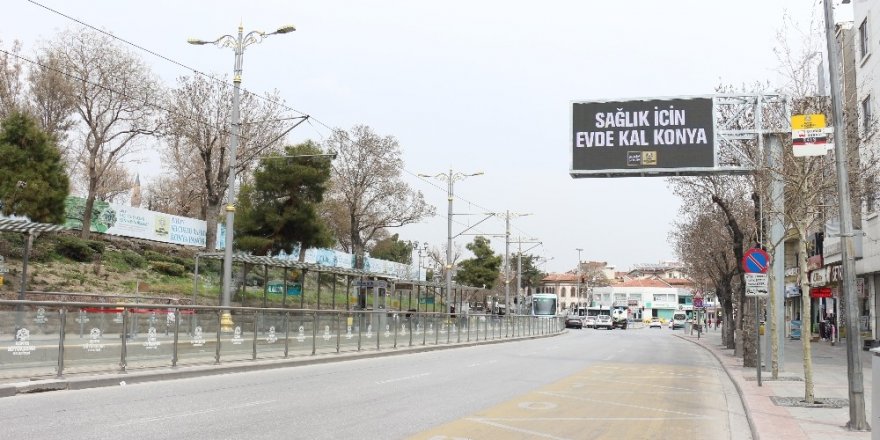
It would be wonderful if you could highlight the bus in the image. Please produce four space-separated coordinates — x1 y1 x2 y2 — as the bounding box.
531 293 558 316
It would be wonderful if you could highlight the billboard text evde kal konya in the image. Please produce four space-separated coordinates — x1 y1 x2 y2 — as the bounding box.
570 97 716 177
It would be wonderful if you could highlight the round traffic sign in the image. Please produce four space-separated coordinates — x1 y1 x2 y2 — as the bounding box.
742 248 771 274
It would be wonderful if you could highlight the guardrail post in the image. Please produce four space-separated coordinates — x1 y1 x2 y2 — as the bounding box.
408 314 413 347
393 314 398 349
283 312 290 358
312 311 318 355
56 309 66 378
215 312 222 365
252 311 259 361
435 315 440 345
172 308 180 367
120 309 128 372
446 315 451 344
336 312 341 354
357 313 363 352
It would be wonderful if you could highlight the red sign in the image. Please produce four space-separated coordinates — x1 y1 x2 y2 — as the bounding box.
807 255 823 271
810 287 832 298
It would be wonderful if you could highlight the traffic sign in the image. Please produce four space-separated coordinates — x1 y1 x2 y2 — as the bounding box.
791 114 832 157
742 248 771 274
745 273 769 297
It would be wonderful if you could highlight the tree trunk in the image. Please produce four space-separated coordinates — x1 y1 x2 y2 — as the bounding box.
724 305 735 349
204 200 220 251
742 291 757 368
798 227 815 404
80 192 95 239
350 212 364 269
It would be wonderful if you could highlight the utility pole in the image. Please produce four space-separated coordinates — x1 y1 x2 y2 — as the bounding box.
418 169 483 314
576 248 583 311
505 210 510 314
188 23 296 332
823 0 867 430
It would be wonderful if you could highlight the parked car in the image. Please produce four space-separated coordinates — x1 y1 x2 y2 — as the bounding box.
584 316 597 329
595 315 613 330
565 316 584 329
649 317 662 328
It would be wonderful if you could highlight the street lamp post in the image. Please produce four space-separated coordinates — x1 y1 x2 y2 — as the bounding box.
418 169 483 313
189 23 296 331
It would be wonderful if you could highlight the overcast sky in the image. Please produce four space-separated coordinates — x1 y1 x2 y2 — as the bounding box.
3 0 831 273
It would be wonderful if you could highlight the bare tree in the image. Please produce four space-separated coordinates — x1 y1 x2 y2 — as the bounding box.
324 125 436 269
0 39 25 120
27 50 76 149
40 29 162 239
163 74 289 251
671 204 743 349
145 174 204 218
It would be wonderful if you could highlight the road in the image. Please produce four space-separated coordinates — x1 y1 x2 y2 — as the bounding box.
0 326 750 440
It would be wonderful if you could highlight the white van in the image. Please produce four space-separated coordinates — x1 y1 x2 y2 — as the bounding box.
671 312 687 330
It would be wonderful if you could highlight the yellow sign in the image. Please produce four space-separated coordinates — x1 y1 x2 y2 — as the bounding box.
0 275 3 285
641 151 657 166
791 114 826 130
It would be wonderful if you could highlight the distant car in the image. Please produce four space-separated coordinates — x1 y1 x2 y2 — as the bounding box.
565 316 584 329
670 312 688 330
595 315 613 330
649 318 662 328
584 316 597 329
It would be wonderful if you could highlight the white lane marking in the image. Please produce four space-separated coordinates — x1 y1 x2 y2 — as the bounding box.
375 372 430 384
538 391 705 418
467 360 498 367
600 379 697 392
112 400 276 427
478 416 713 421
466 417 571 440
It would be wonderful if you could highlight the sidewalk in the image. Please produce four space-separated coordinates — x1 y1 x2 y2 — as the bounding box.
676 327 873 440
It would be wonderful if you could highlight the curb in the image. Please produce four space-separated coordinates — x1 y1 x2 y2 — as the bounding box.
2 331 560 397
674 333 760 440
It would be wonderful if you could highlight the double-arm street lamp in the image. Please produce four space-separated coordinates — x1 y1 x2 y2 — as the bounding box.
418 169 483 313
189 23 295 330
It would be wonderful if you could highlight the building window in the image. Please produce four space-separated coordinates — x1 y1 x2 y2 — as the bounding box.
860 18 871 60
863 95 874 134
561 287 567 297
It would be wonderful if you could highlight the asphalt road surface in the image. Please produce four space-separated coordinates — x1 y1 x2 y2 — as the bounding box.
0 326 750 440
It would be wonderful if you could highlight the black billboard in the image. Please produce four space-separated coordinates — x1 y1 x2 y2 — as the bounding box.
571 97 715 176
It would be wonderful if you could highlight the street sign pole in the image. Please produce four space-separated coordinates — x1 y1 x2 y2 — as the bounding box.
756 296 761 387
743 248 770 387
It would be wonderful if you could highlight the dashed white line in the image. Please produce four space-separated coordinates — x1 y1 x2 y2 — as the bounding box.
112 400 276 427
375 372 431 384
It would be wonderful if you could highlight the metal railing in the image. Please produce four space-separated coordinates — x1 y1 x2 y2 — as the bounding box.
0 300 563 381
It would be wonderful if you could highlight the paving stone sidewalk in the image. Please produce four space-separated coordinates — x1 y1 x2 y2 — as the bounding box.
676 326 873 440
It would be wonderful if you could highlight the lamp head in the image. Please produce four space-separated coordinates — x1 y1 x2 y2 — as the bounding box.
187 38 208 45
275 25 296 34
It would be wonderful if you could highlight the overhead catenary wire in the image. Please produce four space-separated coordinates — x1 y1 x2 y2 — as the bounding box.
21 0 544 247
